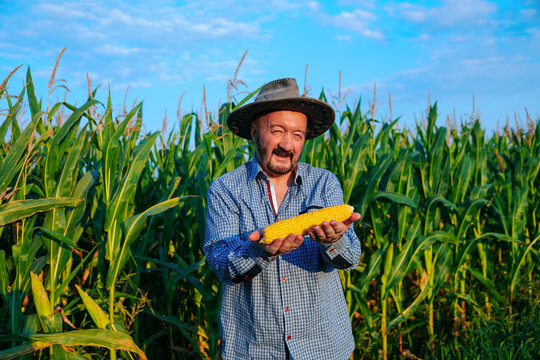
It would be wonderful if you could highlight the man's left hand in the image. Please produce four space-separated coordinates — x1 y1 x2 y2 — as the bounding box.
308 212 361 245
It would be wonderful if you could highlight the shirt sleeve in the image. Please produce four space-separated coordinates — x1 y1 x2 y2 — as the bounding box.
203 179 274 285
318 172 362 271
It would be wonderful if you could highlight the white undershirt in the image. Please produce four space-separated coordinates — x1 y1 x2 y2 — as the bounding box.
267 179 279 214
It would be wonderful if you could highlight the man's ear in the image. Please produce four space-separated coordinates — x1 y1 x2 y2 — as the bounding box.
250 122 258 143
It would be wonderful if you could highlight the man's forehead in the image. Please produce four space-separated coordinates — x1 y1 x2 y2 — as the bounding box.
260 110 307 127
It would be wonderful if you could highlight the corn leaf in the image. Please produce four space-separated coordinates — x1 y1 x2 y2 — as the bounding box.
106 197 187 289
0 198 80 227
0 329 147 360
0 110 44 196
75 285 110 329
25 67 46 135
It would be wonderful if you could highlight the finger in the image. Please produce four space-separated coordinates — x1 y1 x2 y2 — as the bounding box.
266 237 284 254
343 212 361 227
286 235 304 252
329 220 343 232
309 225 325 240
279 233 299 253
284 233 298 242
330 220 350 237
320 221 336 237
248 230 262 242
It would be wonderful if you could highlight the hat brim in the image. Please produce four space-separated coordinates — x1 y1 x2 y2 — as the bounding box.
227 97 335 140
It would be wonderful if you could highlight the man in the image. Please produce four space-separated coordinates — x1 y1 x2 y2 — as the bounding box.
204 78 362 359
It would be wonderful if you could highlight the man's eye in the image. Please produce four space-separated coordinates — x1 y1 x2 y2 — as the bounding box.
294 134 304 140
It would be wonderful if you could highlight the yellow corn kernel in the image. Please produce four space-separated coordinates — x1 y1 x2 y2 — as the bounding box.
262 204 354 244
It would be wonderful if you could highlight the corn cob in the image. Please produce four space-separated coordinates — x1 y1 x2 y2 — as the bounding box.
261 204 354 244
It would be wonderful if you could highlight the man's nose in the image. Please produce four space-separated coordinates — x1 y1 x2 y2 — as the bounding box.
279 133 294 151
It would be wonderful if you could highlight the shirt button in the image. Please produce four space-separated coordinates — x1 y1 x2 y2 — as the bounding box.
285 306 289 312
287 335 291 340
282 276 286 282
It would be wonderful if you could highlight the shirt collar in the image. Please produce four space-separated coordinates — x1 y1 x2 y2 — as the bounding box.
247 156 303 185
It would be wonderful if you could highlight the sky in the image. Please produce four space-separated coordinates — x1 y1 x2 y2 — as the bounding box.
1 0 539 135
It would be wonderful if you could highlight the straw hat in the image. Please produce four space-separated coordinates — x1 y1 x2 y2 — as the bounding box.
227 78 335 140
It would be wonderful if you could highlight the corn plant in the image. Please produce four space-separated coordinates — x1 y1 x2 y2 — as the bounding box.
1 65 538 359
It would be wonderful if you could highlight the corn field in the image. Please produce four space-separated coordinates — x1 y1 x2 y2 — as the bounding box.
0 67 538 360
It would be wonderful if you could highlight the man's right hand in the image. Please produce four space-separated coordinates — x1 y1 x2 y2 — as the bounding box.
248 230 304 256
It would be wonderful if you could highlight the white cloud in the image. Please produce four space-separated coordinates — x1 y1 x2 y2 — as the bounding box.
520 8 537 18
361 29 384 41
190 18 258 38
329 9 384 41
30 1 262 43
460 56 504 71
307 1 322 12
111 80 152 90
336 34 352 41
389 0 497 29
38 3 87 19
401 9 428 23
526 27 540 38
335 8 376 24
98 44 141 56
338 0 376 8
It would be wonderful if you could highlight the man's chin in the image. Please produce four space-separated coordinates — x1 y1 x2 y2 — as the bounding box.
268 161 296 176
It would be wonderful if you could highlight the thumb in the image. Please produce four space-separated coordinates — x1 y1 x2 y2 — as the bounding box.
248 229 263 242
343 212 361 227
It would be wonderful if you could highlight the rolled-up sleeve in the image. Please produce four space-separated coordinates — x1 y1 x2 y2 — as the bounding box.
204 179 273 284
318 173 362 271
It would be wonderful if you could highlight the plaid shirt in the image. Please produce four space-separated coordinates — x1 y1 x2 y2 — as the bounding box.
204 157 362 360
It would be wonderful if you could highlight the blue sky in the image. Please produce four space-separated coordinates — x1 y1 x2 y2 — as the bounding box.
1 0 538 135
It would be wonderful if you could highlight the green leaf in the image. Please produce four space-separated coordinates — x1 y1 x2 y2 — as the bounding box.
0 251 7 300
102 102 142 203
373 191 418 208
0 85 26 145
0 110 45 195
0 198 81 227
104 132 159 261
231 85 262 110
351 246 384 296
385 233 417 290
106 197 190 289
30 272 53 321
54 243 98 300
0 329 147 360
468 267 504 304
359 154 393 216
136 255 205 293
44 99 98 197
75 285 110 329
25 67 46 135
387 279 430 332
36 227 82 251
510 235 539 294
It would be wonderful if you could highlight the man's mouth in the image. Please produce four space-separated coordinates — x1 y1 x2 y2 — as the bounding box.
273 149 293 159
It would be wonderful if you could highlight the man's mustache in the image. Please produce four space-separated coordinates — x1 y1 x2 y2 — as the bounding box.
273 148 293 158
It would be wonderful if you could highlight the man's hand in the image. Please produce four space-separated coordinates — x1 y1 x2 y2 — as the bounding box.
249 230 304 256
308 212 361 245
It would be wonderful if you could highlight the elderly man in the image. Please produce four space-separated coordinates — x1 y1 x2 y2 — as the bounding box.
204 78 362 360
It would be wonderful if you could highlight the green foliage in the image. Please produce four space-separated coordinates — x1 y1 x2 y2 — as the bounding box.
0 68 538 359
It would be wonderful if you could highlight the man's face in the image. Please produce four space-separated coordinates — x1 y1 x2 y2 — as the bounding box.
251 110 308 178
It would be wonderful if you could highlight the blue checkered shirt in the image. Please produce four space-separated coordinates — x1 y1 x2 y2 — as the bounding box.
204 157 362 360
